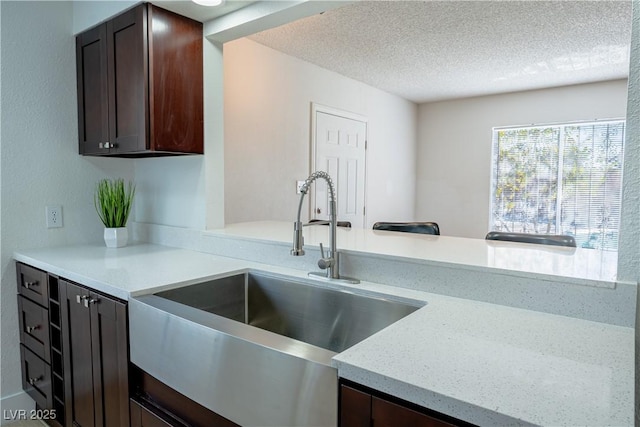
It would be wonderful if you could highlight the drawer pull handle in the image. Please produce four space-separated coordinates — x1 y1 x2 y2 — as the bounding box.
28 376 42 386
23 281 37 289
84 298 100 308
26 325 40 333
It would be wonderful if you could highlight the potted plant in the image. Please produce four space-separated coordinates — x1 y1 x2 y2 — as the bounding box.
94 178 135 248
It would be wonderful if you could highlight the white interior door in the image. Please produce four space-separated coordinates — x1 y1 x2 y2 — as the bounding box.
313 106 367 228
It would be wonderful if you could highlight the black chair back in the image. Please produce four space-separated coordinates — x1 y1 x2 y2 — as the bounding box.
309 219 352 228
372 222 440 235
485 231 576 247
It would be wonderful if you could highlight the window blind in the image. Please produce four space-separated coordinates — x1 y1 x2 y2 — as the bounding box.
490 120 625 250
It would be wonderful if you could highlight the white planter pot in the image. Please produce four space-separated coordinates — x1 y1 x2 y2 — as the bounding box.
104 227 128 248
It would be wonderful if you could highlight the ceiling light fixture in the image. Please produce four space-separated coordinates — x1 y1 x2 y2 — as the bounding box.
193 0 225 6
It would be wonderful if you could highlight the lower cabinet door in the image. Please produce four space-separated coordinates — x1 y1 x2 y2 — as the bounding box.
340 381 469 427
61 280 130 427
372 397 457 427
90 290 129 427
340 385 371 427
61 280 94 427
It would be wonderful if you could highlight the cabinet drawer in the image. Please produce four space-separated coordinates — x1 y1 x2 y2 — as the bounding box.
20 344 52 410
18 295 51 363
17 263 49 307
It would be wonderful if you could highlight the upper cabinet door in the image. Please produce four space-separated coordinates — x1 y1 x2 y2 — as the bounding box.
107 5 148 154
76 24 109 155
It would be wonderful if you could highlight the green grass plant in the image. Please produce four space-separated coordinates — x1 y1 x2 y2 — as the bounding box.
94 179 135 228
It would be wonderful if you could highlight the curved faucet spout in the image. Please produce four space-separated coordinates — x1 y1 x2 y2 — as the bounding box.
295 171 336 221
291 171 336 258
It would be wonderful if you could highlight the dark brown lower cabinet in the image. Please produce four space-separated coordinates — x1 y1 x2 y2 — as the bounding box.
340 380 475 427
130 399 181 427
17 264 65 426
130 366 238 427
60 280 129 427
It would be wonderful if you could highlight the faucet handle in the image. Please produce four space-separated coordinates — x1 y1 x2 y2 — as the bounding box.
318 243 334 270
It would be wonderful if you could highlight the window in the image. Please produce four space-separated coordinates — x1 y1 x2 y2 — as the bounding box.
490 120 625 250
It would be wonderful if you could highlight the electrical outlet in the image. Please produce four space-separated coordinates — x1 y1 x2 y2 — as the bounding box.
296 180 306 194
46 205 63 228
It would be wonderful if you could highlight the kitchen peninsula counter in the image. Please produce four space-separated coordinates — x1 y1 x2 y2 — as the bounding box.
14 240 634 427
207 221 620 286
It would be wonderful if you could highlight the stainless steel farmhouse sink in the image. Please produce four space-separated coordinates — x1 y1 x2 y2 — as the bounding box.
129 271 424 427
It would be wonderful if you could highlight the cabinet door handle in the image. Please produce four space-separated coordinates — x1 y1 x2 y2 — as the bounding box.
23 281 37 289
28 376 42 385
76 295 89 304
84 298 100 307
26 325 40 333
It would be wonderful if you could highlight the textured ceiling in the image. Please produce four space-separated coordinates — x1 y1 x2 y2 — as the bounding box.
249 1 632 103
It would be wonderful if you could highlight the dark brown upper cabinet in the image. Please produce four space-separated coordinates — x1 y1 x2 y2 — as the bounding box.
76 3 203 157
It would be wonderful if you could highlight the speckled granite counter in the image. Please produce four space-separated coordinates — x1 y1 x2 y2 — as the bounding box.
13 242 634 426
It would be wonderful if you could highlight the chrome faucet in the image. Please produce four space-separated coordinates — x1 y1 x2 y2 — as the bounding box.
291 171 359 284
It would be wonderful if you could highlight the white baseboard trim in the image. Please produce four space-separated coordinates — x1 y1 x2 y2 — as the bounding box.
0 392 35 426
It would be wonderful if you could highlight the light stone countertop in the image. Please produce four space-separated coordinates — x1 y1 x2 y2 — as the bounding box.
208 221 621 287
13 242 634 426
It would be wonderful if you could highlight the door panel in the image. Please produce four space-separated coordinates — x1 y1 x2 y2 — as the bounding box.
339 384 371 427
61 281 95 427
91 291 129 427
314 110 367 228
346 159 358 215
316 156 339 216
76 24 109 155
131 399 179 427
107 4 147 153
372 396 456 427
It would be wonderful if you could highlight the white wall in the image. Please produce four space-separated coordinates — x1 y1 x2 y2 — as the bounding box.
626 2 640 424
0 1 134 415
621 1 640 285
223 38 417 227
416 80 629 239
72 0 136 34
